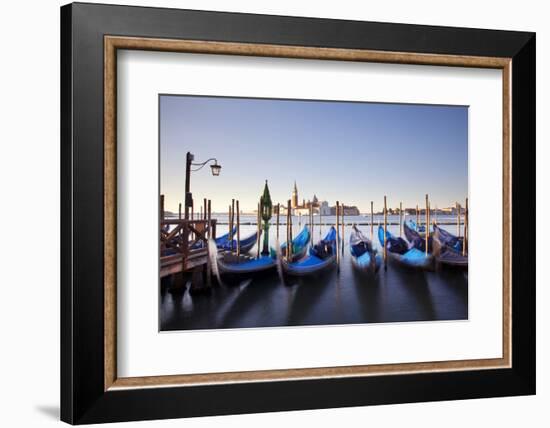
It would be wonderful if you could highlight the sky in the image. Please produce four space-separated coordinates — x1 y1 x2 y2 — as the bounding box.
160 95 468 213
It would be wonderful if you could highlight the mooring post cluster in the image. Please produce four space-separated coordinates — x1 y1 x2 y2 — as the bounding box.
160 180 470 293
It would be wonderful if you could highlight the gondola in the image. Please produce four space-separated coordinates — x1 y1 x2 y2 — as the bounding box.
403 220 433 253
214 226 237 248
219 231 259 254
432 224 463 253
281 227 337 276
270 225 311 262
216 253 277 276
407 219 426 232
378 225 433 269
349 226 382 274
433 224 468 268
405 219 433 236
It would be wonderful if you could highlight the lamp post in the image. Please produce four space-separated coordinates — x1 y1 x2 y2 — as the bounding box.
184 151 221 220
260 180 273 255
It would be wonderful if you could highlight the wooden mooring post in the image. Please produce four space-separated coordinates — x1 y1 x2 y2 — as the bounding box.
370 201 374 240
456 202 461 238
228 205 231 236
383 196 387 271
231 198 235 251
257 200 261 259
236 200 241 257
399 201 403 237
341 203 345 255
286 199 292 260
309 204 313 240
463 197 469 256
206 199 212 287
276 203 280 241
289 201 293 256
425 194 430 257
336 201 340 272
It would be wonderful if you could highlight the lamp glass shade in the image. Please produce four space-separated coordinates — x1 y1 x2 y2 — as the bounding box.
210 163 221 176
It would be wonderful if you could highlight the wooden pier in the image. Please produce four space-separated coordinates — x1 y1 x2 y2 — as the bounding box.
160 218 216 278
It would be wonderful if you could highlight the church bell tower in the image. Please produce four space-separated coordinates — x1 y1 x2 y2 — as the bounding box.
291 181 298 208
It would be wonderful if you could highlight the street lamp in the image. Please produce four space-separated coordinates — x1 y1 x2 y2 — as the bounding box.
184 152 222 220
210 161 222 176
260 180 273 255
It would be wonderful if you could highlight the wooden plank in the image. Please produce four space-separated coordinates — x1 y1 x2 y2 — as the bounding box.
161 224 183 241
161 254 185 264
161 219 210 225
185 256 208 271
160 263 184 278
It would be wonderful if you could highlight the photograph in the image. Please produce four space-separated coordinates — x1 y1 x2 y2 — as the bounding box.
159 94 469 331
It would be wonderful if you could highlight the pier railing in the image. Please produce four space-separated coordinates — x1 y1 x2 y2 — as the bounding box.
160 219 217 277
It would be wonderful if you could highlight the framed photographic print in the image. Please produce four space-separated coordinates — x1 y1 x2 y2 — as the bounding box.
61 2 535 424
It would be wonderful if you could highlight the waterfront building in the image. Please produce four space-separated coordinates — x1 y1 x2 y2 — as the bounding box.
289 181 319 215
329 204 360 216
319 201 331 216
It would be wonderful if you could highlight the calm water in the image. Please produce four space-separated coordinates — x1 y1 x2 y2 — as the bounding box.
160 215 467 331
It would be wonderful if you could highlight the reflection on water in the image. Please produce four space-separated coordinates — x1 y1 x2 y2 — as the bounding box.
160 220 468 331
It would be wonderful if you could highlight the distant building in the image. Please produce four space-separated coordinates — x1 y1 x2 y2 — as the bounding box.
275 183 362 217
329 204 360 216
441 206 465 215
289 181 319 215
291 181 299 208
319 201 331 216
